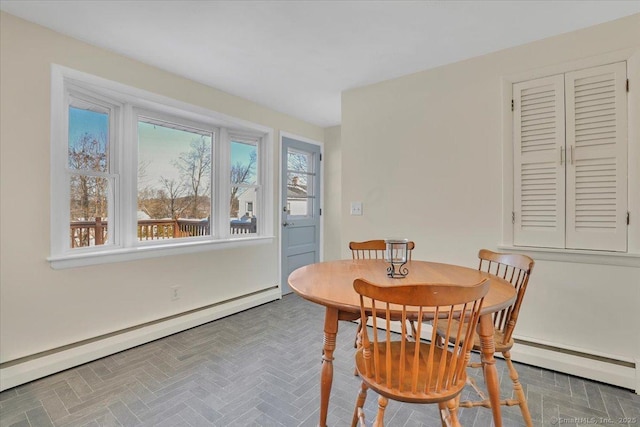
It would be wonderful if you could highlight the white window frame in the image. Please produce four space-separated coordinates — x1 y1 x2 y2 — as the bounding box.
499 49 640 267
49 65 274 269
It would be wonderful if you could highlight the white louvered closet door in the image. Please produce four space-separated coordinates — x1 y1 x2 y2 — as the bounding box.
565 62 628 251
513 75 566 248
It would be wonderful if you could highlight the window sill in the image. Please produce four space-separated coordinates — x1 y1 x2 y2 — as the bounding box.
48 236 275 269
497 245 640 268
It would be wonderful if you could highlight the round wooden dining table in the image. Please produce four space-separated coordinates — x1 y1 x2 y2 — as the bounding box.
288 259 517 427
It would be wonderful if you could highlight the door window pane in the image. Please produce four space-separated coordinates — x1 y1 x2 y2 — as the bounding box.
287 148 314 217
287 150 310 173
287 172 313 217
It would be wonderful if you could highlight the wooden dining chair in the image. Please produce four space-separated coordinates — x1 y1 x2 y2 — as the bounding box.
436 249 535 427
349 240 418 347
351 278 489 427
349 239 415 260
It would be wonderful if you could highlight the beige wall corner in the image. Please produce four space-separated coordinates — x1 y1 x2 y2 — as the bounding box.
322 126 342 261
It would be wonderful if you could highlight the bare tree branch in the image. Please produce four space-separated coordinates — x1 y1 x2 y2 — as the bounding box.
69 132 108 220
174 137 211 218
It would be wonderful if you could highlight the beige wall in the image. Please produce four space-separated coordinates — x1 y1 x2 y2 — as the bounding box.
323 126 342 261
0 12 323 365
341 14 640 388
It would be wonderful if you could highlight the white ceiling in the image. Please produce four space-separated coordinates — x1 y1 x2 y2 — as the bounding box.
2 1 639 127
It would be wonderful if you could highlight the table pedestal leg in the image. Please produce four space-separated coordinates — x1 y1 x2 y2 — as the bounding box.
319 307 339 427
479 313 503 427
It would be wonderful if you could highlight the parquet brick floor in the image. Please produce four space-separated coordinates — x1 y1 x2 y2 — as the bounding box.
1 294 638 426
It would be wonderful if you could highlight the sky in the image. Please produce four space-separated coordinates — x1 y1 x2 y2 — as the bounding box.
69 108 256 190
137 121 208 186
69 107 107 145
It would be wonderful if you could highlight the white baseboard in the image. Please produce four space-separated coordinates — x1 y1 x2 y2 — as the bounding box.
365 320 639 394
510 340 639 394
0 288 281 391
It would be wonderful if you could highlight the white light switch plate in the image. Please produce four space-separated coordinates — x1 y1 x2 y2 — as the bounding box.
350 201 363 216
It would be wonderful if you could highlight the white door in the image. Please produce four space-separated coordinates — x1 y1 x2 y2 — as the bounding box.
281 136 321 294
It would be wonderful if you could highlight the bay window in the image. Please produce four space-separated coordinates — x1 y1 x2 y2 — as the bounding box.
50 66 272 268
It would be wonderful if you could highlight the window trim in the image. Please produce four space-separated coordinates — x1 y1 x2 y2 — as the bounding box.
500 48 640 262
49 65 274 269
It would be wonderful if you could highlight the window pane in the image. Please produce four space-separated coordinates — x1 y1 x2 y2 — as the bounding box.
230 139 258 224
231 140 257 185
68 106 109 172
138 118 212 241
230 188 257 235
70 175 109 248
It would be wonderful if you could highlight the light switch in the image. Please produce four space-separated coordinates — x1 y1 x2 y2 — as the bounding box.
350 201 363 216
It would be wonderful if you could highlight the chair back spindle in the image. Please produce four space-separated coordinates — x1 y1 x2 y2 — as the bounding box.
477 249 533 345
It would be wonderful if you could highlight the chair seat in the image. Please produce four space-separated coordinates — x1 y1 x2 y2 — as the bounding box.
355 341 467 404
435 319 515 353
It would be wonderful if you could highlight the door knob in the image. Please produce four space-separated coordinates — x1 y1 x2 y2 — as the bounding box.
283 221 295 227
